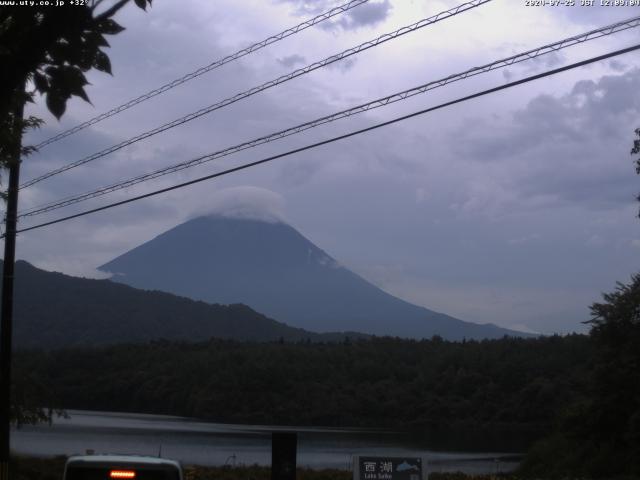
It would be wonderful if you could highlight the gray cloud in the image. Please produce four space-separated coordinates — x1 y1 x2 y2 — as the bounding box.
277 54 307 68
532 50 565 70
330 0 391 30
189 186 287 223
451 68 640 213
278 0 392 30
555 4 638 27
502 51 565 82
326 55 358 73
609 59 628 72
277 0 333 16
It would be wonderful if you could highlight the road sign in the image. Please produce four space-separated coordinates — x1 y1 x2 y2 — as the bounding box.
354 456 422 480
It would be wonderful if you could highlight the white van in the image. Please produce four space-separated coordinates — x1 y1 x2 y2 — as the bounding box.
63 455 183 480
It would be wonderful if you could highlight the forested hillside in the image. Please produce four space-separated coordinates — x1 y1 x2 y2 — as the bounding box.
15 335 592 451
2 260 361 348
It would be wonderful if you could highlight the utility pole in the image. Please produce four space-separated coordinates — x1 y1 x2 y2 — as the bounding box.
0 86 24 480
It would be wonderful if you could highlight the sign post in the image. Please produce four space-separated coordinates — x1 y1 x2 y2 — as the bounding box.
271 432 297 480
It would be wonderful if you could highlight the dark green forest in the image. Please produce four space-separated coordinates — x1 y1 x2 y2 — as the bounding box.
15 334 592 452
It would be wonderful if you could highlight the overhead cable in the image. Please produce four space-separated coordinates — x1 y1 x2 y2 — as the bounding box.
33 0 371 150
18 15 640 219
21 0 492 189
13 42 640 236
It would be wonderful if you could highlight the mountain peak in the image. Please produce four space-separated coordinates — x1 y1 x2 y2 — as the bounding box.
99 215 529 340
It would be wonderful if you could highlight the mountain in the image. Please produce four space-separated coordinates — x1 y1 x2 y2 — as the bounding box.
1 260 356 349
99 215 526 340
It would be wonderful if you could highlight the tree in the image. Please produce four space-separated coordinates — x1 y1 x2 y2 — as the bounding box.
0 2 152 476
520 276 640 478
0 0 154 182
631 128 640 217
0 0 151 121
584 274 640 476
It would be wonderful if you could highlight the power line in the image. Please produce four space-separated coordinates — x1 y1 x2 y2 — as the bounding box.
21 0 492 189
18 15 640 219
13 43 640 237
33 0 371 150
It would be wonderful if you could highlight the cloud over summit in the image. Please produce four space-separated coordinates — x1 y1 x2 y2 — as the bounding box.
194 186 287 224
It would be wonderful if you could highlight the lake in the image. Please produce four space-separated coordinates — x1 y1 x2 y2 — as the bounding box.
12 410 521 474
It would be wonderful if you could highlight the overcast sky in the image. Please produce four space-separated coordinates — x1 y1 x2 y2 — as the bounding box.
10 0 640 334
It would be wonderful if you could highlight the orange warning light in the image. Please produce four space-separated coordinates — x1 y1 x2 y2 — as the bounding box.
109 471 136 479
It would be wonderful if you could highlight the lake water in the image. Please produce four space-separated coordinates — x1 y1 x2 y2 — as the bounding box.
12 410 521 474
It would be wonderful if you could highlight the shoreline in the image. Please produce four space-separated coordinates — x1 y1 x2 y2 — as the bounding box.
12 410 522 473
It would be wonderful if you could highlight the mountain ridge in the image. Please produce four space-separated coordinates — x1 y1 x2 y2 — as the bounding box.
1 259 364 349
99 215 528 340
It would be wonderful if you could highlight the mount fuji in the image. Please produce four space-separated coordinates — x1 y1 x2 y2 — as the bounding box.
99 215 527 340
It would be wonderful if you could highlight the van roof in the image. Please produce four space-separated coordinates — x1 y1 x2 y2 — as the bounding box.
66 454 181 468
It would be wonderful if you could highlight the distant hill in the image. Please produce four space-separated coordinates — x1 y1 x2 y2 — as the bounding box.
1 260 356 349
100 215 528 340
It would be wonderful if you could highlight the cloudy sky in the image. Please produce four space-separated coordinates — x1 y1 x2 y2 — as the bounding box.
10 0 640 334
